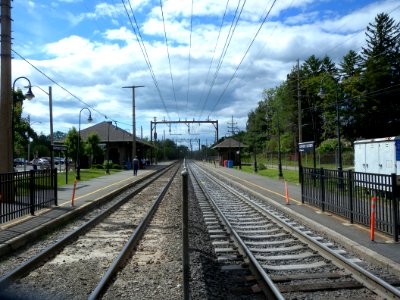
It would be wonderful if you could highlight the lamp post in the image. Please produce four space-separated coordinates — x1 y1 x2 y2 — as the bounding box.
106 121 112 174
76 108 92 180
25 115 41 171
30 86 54 170
12 77 35 166
318 78 343 172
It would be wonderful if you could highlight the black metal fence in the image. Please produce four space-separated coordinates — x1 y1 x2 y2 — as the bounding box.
301 167 399 241
0 169 57 224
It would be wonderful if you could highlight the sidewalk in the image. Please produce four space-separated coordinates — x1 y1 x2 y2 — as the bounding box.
0 164 169 257
199 162 400 276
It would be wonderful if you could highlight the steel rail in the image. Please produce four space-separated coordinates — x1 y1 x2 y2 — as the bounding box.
0 163 177 288
88 163 181 300
188 163 285 300
194 162 400 300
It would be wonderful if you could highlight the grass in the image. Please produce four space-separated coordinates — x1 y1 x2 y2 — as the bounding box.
57 168 123 186
235 165 300 184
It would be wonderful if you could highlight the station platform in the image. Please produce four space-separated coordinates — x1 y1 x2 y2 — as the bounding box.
1 161 399 278
198 161 400 276
0 164 169 257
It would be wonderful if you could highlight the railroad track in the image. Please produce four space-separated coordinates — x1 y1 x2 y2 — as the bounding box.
0 163 180 300
188 161 400 299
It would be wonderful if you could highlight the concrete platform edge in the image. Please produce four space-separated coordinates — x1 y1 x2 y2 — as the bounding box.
0 169 158 258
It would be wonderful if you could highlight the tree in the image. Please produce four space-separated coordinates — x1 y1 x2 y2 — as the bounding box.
65 127 80 168
245 95 270 152
84 132 102 167
361 13 400 137
13 89 37 158
53 131 67 142
338 50 364 141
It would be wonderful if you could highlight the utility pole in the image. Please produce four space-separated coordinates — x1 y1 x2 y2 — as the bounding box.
122 85 144 161
0 0 13 173
297 59 302 144
297 58 303 182
227 115 237 136
49 86 54 170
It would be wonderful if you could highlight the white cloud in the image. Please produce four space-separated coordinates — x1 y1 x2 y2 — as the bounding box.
11 0 400 139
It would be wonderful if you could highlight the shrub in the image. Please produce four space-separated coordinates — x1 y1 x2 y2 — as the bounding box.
92 164 103 169
103 160 112 169
258 163 266 170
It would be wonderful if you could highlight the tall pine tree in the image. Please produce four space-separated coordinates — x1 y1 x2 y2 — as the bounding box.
361 13 400 138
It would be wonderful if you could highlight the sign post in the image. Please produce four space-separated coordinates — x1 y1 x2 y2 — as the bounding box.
52 144 68 183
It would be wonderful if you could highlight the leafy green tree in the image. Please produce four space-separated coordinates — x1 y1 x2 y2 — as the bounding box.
53 131 67 142
246 95 270 152
30 134 51 158
361 12 400 137
65 127 80 168
13 90 37 158
84 132 102 167
337 51 365 141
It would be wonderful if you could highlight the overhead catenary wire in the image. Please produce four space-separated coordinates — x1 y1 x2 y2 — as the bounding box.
13 1 400 140
198 0 246 119
209 0 278 115
159 0 179 119
11 49 122 125
122 0 171 120
196 0 231 119
186 0 194 115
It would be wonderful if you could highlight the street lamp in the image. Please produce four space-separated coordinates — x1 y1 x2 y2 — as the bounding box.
30 86 54 170
106 121 112 174
76 108 92 180
318 78 343 172
25 115 41 171
12 77 35 165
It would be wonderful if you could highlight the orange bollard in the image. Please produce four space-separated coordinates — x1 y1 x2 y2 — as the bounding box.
285 181 289 205
71 179 77 206
370 195 376 241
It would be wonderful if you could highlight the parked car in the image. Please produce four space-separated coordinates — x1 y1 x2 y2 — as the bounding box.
13 158 27 167
54 157 65 165
31 157 50 169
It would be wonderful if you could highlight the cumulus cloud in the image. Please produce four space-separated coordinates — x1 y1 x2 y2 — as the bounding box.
11 0 400 139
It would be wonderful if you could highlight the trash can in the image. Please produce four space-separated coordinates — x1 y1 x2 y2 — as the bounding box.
223 160 227 167
227 160 234 168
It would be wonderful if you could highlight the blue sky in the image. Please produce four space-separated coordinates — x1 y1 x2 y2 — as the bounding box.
11 0 400 146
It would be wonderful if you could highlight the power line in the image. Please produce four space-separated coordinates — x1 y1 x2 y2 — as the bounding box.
186 0 194 115
159 0 179 119
196 0 231 119
199 0 246 119
11 49 116 123
121 0 171 120
210 0 278 114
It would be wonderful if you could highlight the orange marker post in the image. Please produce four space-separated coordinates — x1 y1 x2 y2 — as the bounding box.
71 179 77 206
285 181 289 205
370 194 376 241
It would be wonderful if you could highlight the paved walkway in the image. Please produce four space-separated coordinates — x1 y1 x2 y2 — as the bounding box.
0 164 169 256
198 161 400 275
